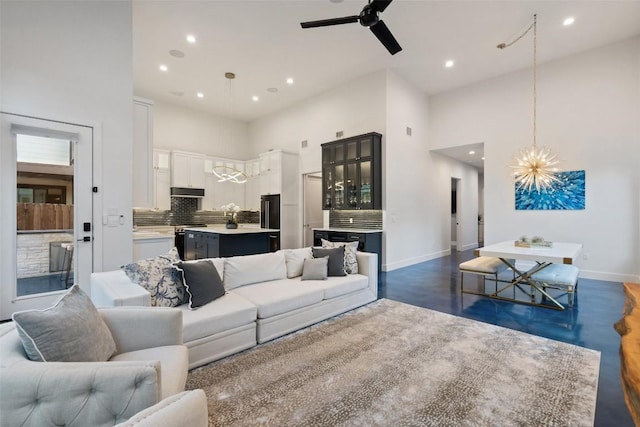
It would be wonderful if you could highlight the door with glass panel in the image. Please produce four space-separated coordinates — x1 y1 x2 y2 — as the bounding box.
0 113 93 319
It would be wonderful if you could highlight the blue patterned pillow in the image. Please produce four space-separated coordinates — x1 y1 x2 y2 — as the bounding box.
121 247 186 307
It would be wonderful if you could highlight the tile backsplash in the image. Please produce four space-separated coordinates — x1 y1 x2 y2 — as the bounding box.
134 199 259 226
329 210 382 230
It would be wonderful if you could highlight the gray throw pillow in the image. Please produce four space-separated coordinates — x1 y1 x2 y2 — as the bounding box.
321 239 359 274
12 285 116 362
312 247 346 277
121 247 186 307
301 256 329 281
174 260 226 309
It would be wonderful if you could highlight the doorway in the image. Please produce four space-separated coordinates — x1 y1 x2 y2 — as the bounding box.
1 113 94 319
451 177 461 252
303 173 323 247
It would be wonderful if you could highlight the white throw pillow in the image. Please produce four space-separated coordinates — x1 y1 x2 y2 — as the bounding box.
224 252 287 290
281 247 313 278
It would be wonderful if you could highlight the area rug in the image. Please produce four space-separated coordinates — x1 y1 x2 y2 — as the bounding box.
186 299 600 426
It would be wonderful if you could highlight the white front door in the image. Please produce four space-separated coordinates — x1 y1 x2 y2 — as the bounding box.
303 173 323 247
0 113 93 319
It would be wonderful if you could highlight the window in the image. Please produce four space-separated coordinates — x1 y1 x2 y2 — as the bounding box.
16 134 71 166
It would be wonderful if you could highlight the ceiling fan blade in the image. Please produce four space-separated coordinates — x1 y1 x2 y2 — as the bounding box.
369 20 402 55
370 0 393 13
300 16 359 29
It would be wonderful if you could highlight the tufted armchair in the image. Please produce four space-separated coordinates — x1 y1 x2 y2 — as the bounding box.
0 307 206 427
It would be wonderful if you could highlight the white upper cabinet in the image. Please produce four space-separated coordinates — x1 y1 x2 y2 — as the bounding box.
132 97 154 207
153 149 171 210
171 151 205 188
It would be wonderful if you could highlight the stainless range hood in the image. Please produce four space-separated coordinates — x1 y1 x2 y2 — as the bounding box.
170 187 205 198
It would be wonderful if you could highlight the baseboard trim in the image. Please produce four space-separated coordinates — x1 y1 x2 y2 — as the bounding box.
383 249 451 272
579 269 639 283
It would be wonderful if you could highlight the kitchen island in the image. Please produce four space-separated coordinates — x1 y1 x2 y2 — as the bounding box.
183 226 280 260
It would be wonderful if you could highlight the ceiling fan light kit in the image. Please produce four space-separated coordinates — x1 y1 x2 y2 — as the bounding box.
300 0 402 55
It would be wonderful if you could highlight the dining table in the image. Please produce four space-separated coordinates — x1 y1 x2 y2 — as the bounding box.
474 240 582 310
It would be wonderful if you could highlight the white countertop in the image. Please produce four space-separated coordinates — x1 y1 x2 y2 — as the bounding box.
313 228 383 234
185 226 279 235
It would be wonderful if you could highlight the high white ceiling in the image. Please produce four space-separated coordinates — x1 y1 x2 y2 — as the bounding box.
133 0 640 125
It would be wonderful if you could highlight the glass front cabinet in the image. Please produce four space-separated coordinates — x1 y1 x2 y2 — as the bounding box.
321 132 382 210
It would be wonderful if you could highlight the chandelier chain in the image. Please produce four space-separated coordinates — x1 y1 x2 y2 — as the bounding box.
533 14 537 149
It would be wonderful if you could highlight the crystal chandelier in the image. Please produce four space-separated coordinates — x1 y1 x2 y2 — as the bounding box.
499 14 560 192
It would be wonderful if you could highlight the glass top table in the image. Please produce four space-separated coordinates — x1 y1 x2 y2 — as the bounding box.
473 241 583 310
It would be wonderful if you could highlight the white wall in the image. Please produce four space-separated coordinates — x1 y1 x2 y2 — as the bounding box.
384 71 450 270
1 0 133 272
429 37 640 282
249 70 387 175
152 99 251 160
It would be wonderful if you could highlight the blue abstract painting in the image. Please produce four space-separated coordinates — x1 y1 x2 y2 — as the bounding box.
515 170 585 210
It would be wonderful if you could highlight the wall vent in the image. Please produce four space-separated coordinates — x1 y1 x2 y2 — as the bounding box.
301 140 308 148
336 130 344 138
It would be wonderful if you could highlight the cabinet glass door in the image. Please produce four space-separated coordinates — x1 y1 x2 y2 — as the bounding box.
346 163 357 208
322 167 333 209
360 138 372 159
346 141 357 161
334 165 344 209
360 160 372 208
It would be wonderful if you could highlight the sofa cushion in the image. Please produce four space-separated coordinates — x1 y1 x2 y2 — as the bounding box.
12 285 116 362
174 260 226 310
301 257 328 281
231 280 324 319
281 247 313 278
111 344 188 399
321 239 359 274
121 247 186 307
224 252 287 290
312 247 346 277
178 292 257 343
302 274 369 300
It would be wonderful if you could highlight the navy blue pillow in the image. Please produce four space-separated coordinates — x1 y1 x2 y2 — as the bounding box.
174 261 226 309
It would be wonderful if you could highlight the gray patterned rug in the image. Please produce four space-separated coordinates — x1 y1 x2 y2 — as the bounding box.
186 299 600 426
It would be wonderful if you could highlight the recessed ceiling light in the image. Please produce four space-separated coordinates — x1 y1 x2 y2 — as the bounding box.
286 77 294 85
445 60 454 68
252 96 259 102
186 34 196 43
563 17 575 26
481 157 485 160
169 49 185 58
468 150 475 155
159 64 168 72
197 92 204 98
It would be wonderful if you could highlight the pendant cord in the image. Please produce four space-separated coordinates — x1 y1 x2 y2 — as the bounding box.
533 14 537 149
497 14 537 149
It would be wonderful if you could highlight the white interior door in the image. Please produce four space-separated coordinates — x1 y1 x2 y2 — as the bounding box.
0 113 93 319
303 173 323 246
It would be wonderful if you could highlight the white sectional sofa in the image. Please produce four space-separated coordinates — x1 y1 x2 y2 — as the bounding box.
91 248 378 369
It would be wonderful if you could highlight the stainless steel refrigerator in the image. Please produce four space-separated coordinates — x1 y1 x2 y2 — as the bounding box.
260 194 281 251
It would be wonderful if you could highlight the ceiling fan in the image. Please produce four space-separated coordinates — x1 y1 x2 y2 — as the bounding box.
300 0 402 55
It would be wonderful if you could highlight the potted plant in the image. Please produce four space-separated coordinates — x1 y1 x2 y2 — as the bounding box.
221 203 241 229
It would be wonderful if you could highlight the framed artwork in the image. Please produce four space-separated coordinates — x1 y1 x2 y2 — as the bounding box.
515 170 585 210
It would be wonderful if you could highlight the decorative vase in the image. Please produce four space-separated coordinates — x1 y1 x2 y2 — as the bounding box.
226 223 238 229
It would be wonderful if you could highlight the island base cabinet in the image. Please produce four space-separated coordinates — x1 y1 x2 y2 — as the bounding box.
313 230 382 272
184 230 279 260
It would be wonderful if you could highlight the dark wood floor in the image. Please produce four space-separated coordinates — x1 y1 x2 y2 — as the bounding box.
379 248 632 427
